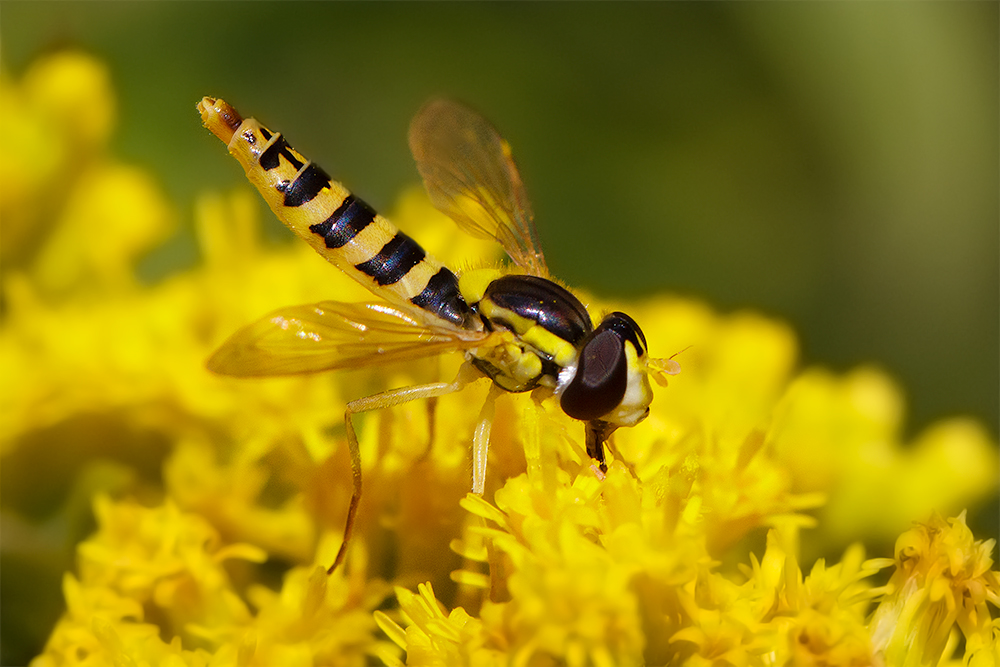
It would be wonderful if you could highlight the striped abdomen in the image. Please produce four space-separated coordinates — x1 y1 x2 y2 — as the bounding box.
198 97 470 327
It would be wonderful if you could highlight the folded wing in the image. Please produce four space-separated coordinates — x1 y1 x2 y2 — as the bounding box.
208 300 488 377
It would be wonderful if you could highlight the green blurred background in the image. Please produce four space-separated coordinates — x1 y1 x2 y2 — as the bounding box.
3 1 997 661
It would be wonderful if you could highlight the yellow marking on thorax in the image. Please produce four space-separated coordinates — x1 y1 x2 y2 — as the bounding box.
477 299 578 368
458 268 502 305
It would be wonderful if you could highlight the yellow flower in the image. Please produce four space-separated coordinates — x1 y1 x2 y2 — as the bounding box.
33 494 264 667
770 369 999 550
869 511 1000 665
375 583 503 667
33 494 395 667
965 619 1000 667
1 51 170 294
1 51 115 271
382 443 883 665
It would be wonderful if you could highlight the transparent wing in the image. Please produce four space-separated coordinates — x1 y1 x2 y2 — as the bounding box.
207 301 489 377
409 99 549 277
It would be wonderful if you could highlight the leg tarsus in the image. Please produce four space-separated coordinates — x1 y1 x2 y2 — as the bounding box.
327 403 365 574
471 383 503 495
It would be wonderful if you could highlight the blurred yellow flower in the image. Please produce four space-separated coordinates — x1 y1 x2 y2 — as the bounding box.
3 51 997 667
870 511 1000 666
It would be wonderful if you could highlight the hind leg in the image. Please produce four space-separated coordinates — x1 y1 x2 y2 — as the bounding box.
327 365 479 573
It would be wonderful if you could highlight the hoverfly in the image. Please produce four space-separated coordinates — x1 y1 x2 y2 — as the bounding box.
197 97 680 573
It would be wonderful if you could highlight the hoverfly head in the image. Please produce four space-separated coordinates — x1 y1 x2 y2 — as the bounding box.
558 311 660 428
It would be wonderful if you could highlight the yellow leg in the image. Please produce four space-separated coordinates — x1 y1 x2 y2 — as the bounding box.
471 384 504 495
326 363 479 574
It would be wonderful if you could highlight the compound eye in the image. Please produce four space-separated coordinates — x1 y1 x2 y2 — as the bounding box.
560 326 628 421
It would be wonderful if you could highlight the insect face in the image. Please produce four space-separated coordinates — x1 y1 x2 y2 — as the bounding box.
559 312 653 428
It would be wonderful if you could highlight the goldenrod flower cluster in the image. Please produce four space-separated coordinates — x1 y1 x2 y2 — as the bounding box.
4 52 998 667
